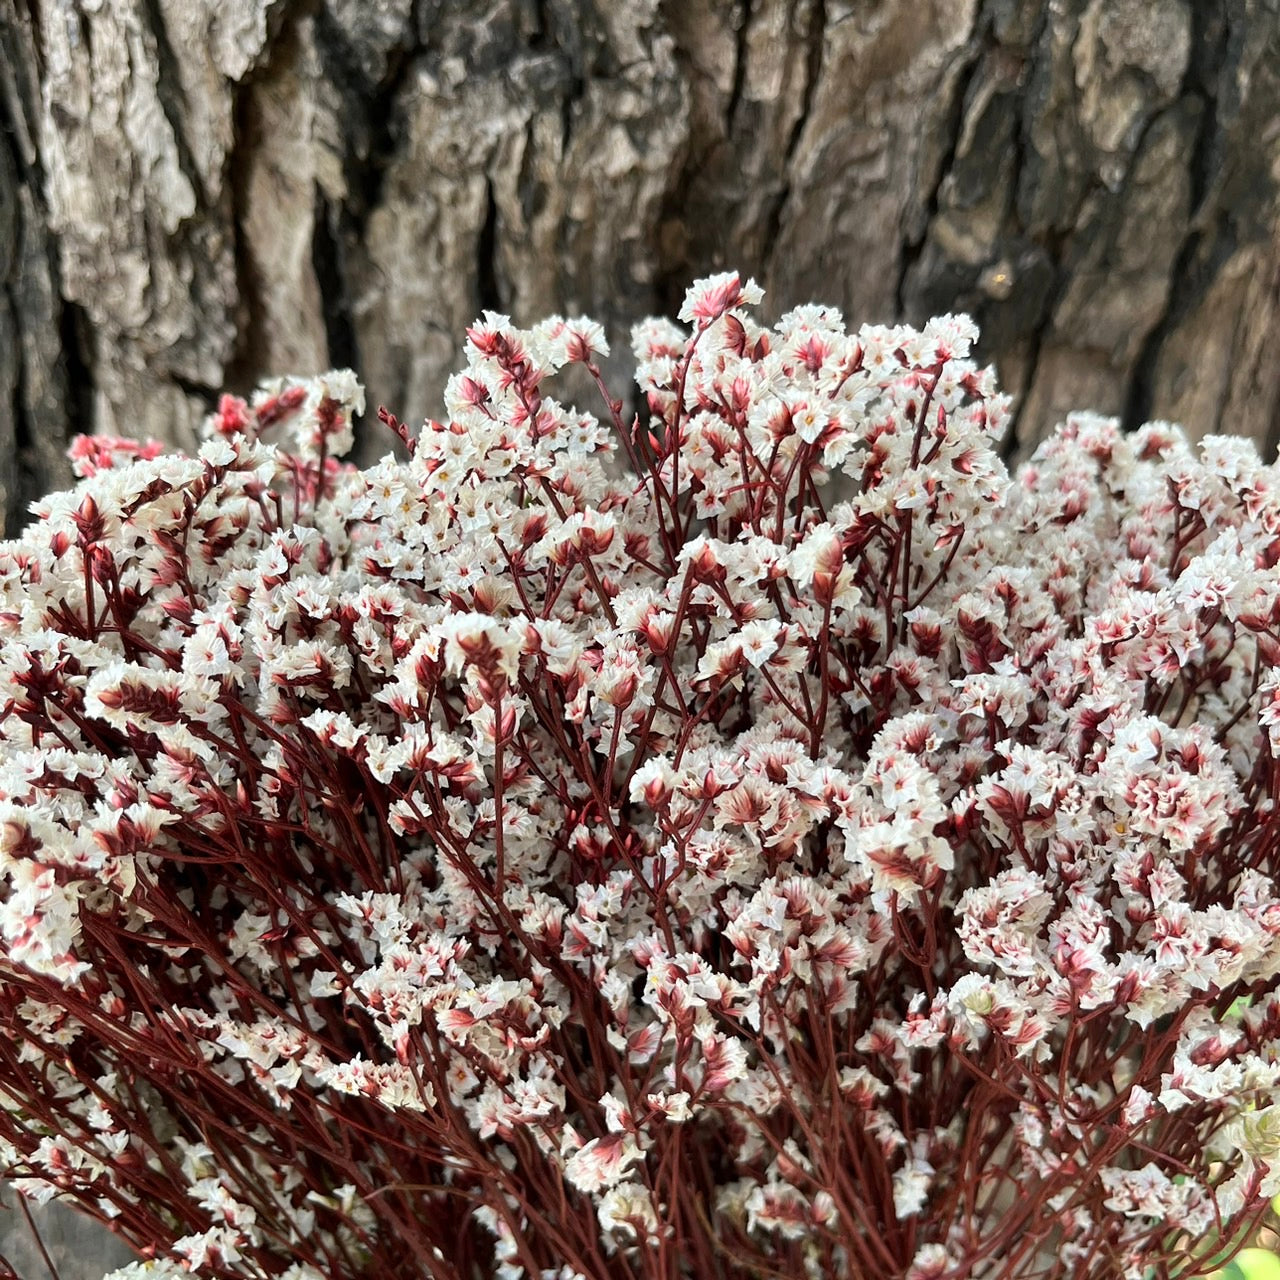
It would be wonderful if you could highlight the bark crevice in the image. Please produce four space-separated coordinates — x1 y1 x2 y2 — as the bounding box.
895 5 992 321
726 0 752 133
224 77 271 397
312 191 361 381
762 0 827 261
137 0 212 209
1122 0 1229 432
476 177 503 314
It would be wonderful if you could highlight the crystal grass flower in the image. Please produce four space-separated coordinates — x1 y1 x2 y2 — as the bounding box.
0 276 1277 1279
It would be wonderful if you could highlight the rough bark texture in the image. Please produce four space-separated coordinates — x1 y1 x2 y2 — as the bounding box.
1 0 1280 1270
1 0 1278 541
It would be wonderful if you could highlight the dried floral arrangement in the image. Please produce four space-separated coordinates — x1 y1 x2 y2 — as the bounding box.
0 274 1278 1280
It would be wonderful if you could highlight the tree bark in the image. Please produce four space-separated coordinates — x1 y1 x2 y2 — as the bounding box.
1 0 1279 1270
2 1 1279 539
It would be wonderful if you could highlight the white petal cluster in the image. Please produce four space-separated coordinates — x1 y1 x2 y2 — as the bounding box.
0 284 1277 1278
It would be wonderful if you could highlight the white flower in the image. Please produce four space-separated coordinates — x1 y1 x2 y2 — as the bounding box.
597 1181 659 1243
563 1133 645 1194
4 290 1280 1280
678 272 764 326
893 1158 934 1218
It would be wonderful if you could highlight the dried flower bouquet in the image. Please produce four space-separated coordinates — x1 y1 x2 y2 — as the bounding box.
0 275 1278 1280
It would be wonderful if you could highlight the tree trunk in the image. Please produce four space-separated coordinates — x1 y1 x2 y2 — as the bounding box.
3 0 1280 538
1 0 1279 1270
3 0 1280 540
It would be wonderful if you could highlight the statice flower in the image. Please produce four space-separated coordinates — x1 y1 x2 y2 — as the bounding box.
0 276 1276 1279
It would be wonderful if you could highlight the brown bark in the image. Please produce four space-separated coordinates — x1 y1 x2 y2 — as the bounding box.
2 1 1279 538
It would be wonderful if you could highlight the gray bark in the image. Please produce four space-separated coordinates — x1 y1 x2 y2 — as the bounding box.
2 0 1279 538
2 0 1279 539
1 0 1279 1271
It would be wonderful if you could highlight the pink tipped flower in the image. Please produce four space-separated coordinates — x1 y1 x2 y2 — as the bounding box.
0 277 1277 1280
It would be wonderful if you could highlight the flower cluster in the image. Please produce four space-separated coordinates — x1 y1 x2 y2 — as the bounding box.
0 274 1278 1280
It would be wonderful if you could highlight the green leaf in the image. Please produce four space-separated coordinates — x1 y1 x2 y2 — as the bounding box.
1216 1249 1280 1280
